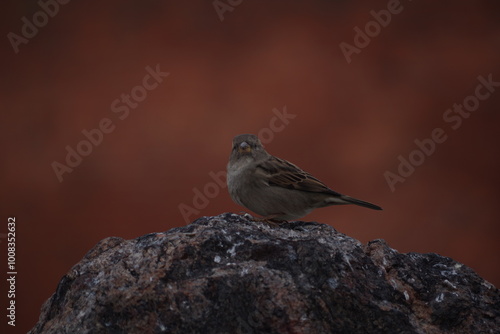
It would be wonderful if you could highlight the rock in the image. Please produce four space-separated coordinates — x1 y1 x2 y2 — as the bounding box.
29 213 500 334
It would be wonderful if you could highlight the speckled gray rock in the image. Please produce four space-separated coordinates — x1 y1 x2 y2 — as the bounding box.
30 213 500 334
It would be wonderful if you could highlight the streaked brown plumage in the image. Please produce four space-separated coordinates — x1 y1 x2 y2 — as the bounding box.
227 134 382 220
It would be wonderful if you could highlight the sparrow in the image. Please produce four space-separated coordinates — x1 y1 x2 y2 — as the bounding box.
226 134 382 221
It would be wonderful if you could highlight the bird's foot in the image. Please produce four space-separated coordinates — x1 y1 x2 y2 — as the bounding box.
252 215 288 227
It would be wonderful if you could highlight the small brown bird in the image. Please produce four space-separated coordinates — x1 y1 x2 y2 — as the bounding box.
227 134 382 220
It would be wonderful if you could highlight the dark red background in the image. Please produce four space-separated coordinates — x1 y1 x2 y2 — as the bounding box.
2 1 500 333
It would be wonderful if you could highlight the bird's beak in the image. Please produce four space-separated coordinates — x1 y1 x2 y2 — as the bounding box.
238 142 252 153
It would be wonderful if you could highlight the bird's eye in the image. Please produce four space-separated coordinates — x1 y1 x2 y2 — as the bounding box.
238 141 252 153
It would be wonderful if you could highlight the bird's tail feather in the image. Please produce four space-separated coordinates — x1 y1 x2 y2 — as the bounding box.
340 195 382 210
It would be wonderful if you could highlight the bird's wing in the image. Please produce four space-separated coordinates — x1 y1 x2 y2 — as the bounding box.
256 156 341 195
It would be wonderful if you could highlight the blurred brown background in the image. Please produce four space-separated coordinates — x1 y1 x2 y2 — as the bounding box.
1 0 500 332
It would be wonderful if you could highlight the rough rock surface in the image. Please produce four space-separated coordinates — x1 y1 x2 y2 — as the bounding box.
30 213 500 334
